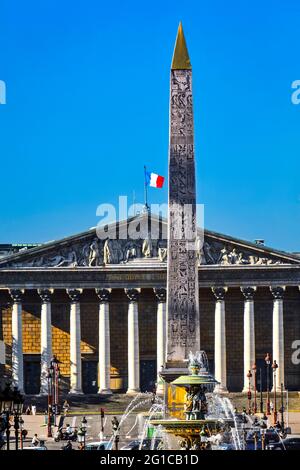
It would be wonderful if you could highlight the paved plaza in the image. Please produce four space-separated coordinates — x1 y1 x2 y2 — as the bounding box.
3 391 299 450
18 413 138 450
6 410 299 450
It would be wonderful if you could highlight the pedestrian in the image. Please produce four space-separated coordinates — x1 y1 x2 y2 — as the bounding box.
275 421 282 431
31 404 36 415
65 423 72 437
25 406 31 415
270 401 274 413
63 400 70 416
62 440 72 451
31 433 40 447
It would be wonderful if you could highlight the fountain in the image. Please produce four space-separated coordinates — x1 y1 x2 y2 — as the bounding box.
149 351 237 450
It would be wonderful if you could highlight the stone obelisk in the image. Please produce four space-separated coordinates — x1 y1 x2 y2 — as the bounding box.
165 23 200 373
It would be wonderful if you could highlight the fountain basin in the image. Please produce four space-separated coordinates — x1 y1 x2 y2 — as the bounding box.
149 418 221 432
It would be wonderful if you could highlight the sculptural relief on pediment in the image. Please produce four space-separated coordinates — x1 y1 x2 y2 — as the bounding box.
1 231 296 269
196 237 287 266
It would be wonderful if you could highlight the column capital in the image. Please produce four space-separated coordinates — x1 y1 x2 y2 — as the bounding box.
125 288 141 302
38 289 54 303
67 289 83 302
9 289 25 303
96 288 112 302
153 287 166 302
212 287 227 301
241 286 256 300
270 286 285 300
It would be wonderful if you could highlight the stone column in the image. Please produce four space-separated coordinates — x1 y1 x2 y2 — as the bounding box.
125 288 141 394
96 288 112 395
9 289 25 392
154 288 166 395
212 287 228 393
270 286 285 391
67 289 83 394
38 289 54 395
241 287 256 392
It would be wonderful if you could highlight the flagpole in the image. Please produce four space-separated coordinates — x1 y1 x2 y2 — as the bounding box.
144 165 149 211
132 190 136 216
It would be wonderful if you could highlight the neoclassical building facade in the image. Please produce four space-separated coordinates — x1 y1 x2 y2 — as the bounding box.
0 214 299 395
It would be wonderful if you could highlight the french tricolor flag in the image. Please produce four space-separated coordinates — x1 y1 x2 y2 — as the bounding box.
145 170 165 188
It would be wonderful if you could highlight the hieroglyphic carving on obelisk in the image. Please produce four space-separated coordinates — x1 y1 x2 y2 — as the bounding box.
166 23 200 366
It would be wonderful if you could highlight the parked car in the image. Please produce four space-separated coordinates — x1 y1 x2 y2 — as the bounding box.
267 437 300 450
23 440 48 451
121 439 162 450
245 429 280 450
264 429 281 444
217 443 236 450
85 441 112 450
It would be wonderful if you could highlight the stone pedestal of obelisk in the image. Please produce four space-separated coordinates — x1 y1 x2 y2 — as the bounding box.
162 23 200 383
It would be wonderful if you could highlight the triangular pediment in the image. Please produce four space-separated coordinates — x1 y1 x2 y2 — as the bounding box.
0 213 298 268
202 229 299 266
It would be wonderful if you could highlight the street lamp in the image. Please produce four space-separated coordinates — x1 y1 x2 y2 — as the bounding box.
0 383 23 450
265 353 271 415
251 363 257 413
0 384 13 450
100 408 105 441
78 416 87 450
12 387 24 451
47 368 53 438
261 429 266 451
50 355 60 425
272 360 278 425
111 416 120 451
246 370 252 414
279 382 285 432
258 368 263 413
19 417 24 450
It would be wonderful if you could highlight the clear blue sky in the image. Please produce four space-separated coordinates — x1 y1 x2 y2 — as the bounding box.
0 0 299 252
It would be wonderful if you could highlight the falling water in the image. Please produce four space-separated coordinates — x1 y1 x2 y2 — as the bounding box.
138 401 165 450
107 392 154 446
